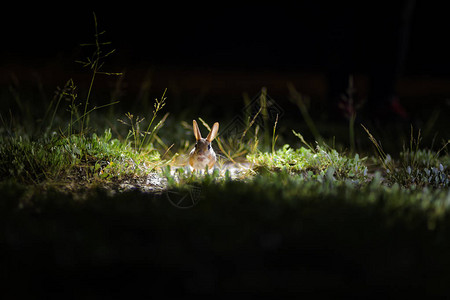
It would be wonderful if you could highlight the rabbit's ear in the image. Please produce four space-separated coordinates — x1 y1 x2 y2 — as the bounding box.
193 120 202 140
206 122 219 142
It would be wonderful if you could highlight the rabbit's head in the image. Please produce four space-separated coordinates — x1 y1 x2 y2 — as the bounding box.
189 120 219 170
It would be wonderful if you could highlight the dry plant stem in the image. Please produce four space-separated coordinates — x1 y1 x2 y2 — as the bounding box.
361 124 395 172
260 87 270 151
239 106 262 144
139 88 167 152
292 130 315 152
349 113 356 154
81 13 100 133
76 12 122 134
272 114 279 154
287 83 322 143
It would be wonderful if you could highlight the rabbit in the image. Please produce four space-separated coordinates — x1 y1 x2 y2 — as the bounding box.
189 120 219 170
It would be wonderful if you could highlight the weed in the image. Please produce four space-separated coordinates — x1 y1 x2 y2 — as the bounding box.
139 88 168 152
271 113 279 154
363 124 449 188
288 83 323 143
118 112 146 150
118 89 168 153
338 75 359 154
75 12 122 133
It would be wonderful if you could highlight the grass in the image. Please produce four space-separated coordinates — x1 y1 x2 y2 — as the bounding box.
247 143 368 181
1 14 450 297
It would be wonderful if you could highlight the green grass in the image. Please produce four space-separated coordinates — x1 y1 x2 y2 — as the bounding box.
248 144 368 182
0 129 161 186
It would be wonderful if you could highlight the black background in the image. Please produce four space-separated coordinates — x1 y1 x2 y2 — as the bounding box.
2 2 449 75
2 1 450 126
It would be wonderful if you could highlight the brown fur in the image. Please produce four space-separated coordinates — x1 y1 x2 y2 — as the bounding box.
189 120 219 170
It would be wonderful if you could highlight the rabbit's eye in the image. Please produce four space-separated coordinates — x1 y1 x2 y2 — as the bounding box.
208 144 211 150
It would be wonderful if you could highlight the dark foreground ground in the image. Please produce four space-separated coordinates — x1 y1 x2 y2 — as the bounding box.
2 179 450 298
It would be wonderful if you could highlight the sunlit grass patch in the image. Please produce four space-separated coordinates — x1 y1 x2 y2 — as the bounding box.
247 144 368 182
0 129 161 186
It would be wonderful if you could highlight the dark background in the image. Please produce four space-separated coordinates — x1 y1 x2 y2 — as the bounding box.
1 2 450 124
2 2 449 73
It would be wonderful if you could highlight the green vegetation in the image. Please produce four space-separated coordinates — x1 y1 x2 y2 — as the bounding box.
248 144 368 181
